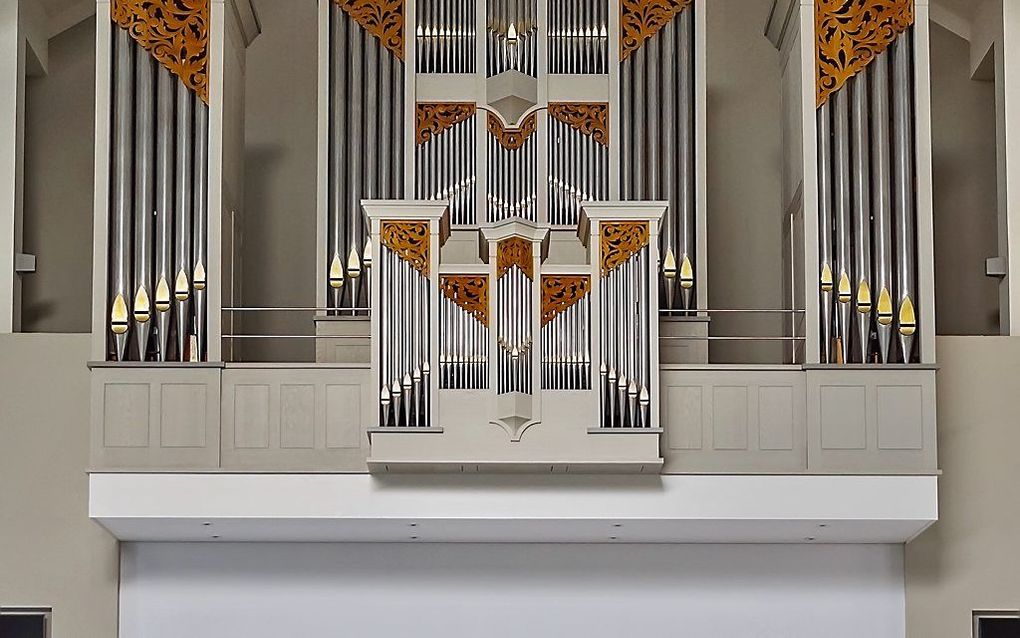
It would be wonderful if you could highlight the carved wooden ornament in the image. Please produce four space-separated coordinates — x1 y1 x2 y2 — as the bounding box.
620 0 692 61
600 221 649 276
111 0 210 103
416 102 476 145
816 0 914 107
381 221 430 276
441 275 489 326
487 112 538 150
497 237 534 279
333 0 405 59
541 276 591 326
548 103 610 146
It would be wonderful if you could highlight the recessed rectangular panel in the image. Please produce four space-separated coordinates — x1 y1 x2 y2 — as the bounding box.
325 384 361 449
233 385 270 449
758 386 795 451
160 384 208 448
712 386 749 450
819 385 867 450
280 384 316 449
103 383 150 448
876 385 924 450
665 385 703 450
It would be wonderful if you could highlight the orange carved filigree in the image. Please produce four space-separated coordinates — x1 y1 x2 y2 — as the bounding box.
816 0 914 107
441 275 489 326
548 103 610 147
487 112 538 150
541 276 590 327
416 102 476 145
334 0 405 59
381 221 430 276
497 237 534 279
600 221 649 275
111 0 209 103
620 0 692 61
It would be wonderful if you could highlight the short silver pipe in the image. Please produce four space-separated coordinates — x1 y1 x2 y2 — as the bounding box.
817 101 833 364
832 88 852 364
870 51 895 363
850 71 873 363
193 99 209 361
892 31 917 363
154 67 175 362
174 82 194 361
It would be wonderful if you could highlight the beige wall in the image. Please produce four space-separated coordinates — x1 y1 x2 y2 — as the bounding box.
905 336 1020 637
20 17 95 333
706 0 785 363
0 333 120 637
929 25 1000 336
239 0 319 362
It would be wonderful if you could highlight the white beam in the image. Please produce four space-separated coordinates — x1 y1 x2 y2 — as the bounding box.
999 1 1020 334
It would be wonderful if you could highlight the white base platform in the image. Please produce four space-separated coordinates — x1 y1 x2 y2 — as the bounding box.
90 473 938 544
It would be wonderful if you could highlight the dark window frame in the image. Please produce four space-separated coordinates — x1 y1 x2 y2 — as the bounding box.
973 610 1020 638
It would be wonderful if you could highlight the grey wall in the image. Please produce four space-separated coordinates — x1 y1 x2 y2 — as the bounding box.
0 334 120 637
706 0 785 363
20 17 95 333
929 25 999 336
905 337 1020 637
240 0 319 362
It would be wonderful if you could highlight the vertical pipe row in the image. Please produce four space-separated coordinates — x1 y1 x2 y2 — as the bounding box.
487 135 537 223
440 298 489 389
328 7 405 311
599 249 650 427
815 31 919 364
486 0 537 78
541 297 591 389
379 247 432 427
416 118 477 225
547 118 608 226
548 0 607 74
497 266 533 394
109 31 208 362
417 0 477 73
620 10 696 311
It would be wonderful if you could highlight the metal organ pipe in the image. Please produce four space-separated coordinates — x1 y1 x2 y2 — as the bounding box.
850 71 873 364
154 67 174 362
548 0 607 74
817 101 834 363
110 28 134 361
870 51 895 364
832 89 853 364
892 32 917 363
132 48 155 360
173 84 193 361
193 101 209 361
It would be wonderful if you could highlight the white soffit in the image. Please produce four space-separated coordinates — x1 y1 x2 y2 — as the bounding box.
91 473 938 544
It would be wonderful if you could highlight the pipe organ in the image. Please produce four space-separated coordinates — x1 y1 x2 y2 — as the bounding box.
103 0 213 362
814 0 924 364
487 0 538 78
548 0 608 74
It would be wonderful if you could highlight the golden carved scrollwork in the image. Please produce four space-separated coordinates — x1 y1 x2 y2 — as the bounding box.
620 0 692 61
816 0 914 107
487 112 538 150
548 103 610 146
333 0 405 59
600 221 649 276
416 102 476 145
441 275 489 326
497 237 534 280
111 0 209 103
541 276 591 327
381 221 430 276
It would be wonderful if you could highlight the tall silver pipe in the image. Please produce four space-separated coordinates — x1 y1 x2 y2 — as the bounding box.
329 8 348 305
832 88 852 364
870 51 895 363
850 71 873 363
661 20 677 309
892 32 917 363
346 26 364 309
133 47 155 360
677 10 695 309
817 101 833 363
193 99 209 361
174 83 194 361
154 67 174 362
111 28 134 361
